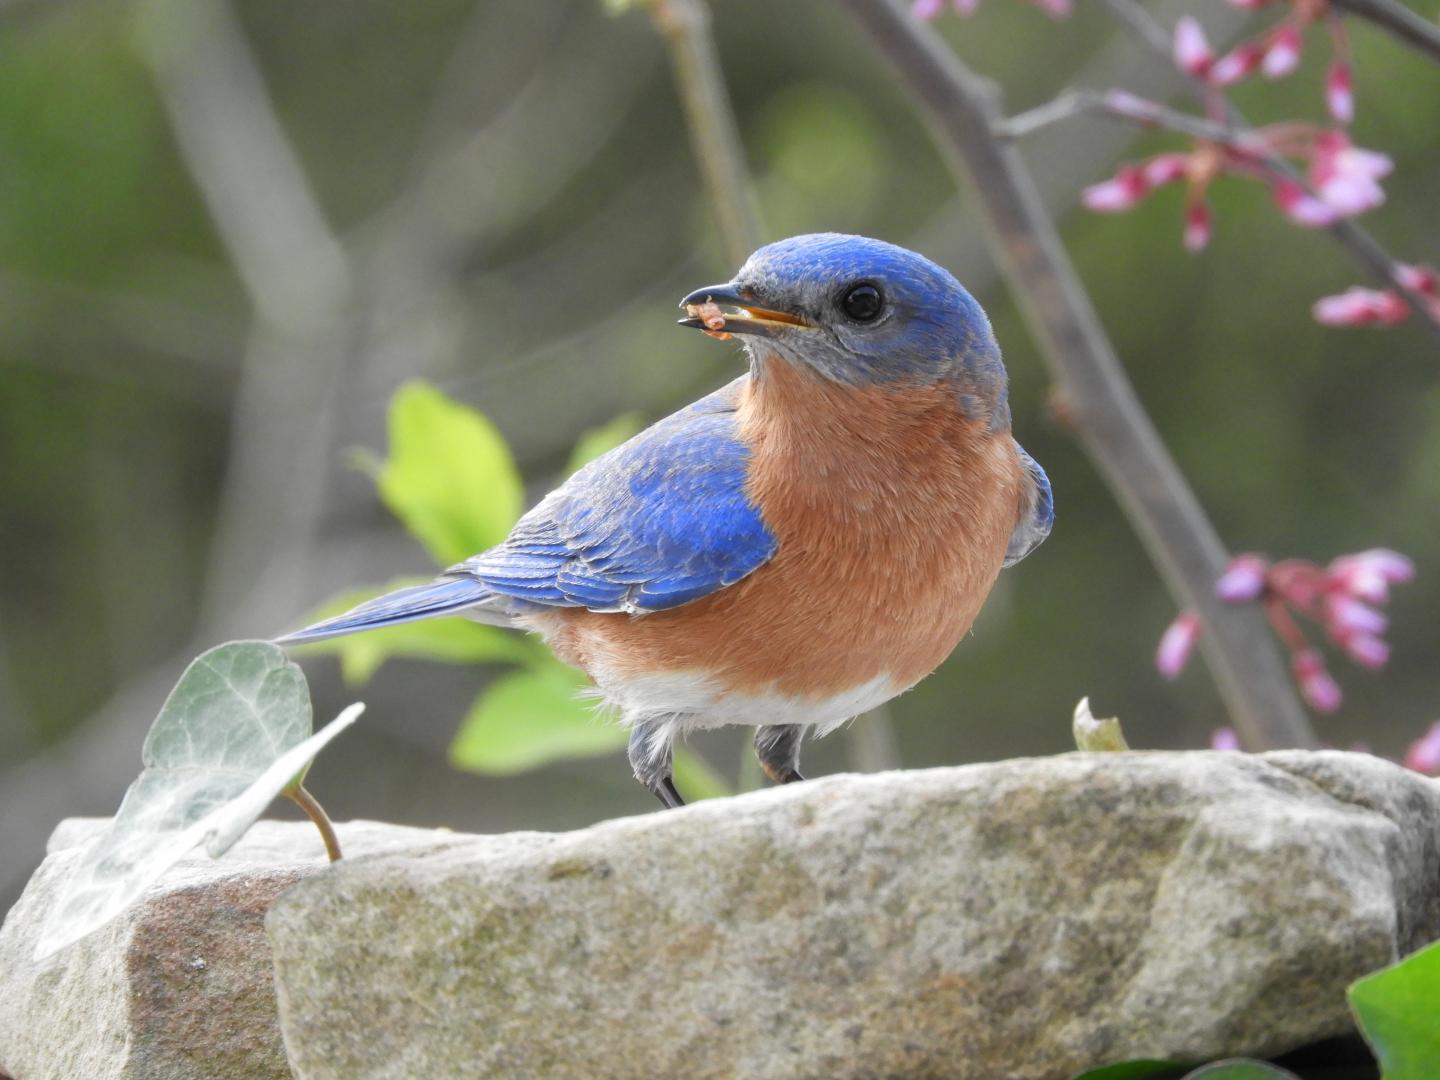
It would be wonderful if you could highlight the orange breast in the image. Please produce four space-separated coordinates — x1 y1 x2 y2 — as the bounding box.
544 359 1025 702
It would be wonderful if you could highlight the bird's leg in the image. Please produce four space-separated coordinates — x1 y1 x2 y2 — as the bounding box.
753 724 807 785
628 717 686 809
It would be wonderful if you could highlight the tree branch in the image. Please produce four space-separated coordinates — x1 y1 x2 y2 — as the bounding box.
648 0 764 266
840 0 1318 750
1331 0 1440 65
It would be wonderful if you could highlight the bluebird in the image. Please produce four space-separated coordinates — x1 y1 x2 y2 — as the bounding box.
278 233 1052 808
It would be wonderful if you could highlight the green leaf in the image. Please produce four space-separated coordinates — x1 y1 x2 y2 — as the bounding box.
449 660 626 775
290 579 534 685
565 411 644 475
35 642 361 958
1349 939 1440 1079
376 381 523 566
1070 1060 1182 1080
1181 1062 1299 1079
672 748 732 802
1073 696 1130 752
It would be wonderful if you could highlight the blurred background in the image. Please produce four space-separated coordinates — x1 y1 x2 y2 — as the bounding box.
2 0 1437 912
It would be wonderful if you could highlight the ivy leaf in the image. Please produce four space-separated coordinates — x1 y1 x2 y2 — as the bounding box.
565 411 644 475
35 641 360 959
1349 939 1440 1079
449 660 627 774
290 579 534 685
1181 1062 1299 1079
376 381 523 566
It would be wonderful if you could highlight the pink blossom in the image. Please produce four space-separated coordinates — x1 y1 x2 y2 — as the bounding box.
1174 16 1215 78
1142 153 1190 187
1225 0 1271 9
1216 554 1269 603
1403 721 1440 776
1395 264 1440 295
911 0 948 17
1324 594 1388 637
1327 60 1354 124
1273 180 1339 228
1210 726 1242 751
1309 132 1391 215
1293 649 1343 712
1082 166 1149 212
1212 43 1264 86
1183 199 1213 252
1263 23 1303 77
1312 287 1409 327
1157 612 1201 679
1329 549 1415 604
1339 632 1390 670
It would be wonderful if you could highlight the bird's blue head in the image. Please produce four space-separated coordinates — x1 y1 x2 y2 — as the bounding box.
680 233 1009 428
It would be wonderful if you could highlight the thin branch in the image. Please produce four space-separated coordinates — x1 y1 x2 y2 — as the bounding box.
1331 0 1440 65
840 0 1318 751
648 0 764 265
1097 0 1440 340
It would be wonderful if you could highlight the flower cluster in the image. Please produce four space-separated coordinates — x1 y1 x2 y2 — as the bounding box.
1313 264 1440 327
911 0 1070 19
1175 5 1354 124
1157 548 1414 713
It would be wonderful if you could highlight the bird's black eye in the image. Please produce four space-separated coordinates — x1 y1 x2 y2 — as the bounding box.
841 283 883 323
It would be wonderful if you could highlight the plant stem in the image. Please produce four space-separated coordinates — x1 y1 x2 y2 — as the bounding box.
840 0 1318 751
1331 0 1440 65
287 784 343 862
648 0 764 266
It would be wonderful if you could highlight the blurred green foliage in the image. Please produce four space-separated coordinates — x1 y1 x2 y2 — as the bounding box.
298 380 729 796
1 0 1436 877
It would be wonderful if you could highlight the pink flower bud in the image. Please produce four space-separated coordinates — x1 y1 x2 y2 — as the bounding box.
1262 24 1302 77
1274 180 1338 228
1225 0 1270 8
1210 726 1241 751
1292 648 1342 713
1329 548 1415 603
1157 612 1201 679
911 0 946 18
1339 632 1390 670
1142 153 1190 187
1327 60 1354 124
1212 43 1264 86
1312 288 1409 327
1325 594 1388 636
1216 554 1269 602
1394 264 1440 296
1183 199 1213 252
1082 166 1148 212
1402 720 1440 776
1174 16 1215 78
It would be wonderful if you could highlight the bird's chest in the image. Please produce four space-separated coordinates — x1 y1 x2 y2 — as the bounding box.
730 373 1023 692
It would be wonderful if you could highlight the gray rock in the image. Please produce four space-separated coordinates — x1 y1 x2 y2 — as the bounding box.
263 751 1440 1080
0 819 439 1080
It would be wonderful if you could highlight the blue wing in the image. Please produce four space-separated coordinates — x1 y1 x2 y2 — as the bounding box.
456 377 777 614
1004 443 1052 567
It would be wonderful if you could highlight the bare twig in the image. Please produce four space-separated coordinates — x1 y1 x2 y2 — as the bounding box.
840 0 1317 750
138 0 356 640
1331 0 1440 65
648 0 764 265
1097 0 1440 339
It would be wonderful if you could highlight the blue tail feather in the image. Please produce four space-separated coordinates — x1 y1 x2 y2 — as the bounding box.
274 577 500 646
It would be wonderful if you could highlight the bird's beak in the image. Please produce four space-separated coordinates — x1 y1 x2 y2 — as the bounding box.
677 283 813 339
